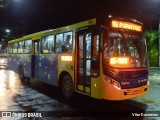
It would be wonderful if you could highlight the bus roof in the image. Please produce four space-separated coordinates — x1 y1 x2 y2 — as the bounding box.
8 18 97 43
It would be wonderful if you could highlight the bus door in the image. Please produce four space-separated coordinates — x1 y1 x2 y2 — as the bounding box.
32 40 40 78
76 29 100 94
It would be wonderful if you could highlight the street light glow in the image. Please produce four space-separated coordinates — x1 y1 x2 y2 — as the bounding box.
5 29 10 33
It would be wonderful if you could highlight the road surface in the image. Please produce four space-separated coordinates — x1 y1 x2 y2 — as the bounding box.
0 69 159 120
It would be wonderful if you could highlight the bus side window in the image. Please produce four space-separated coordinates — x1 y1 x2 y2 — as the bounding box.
24 39 32 54
8 43 13 54
103 30 109 64
93 35 99 60
34 41 40 54
41 35 54 54
63 32 73 52
55 33 63 53
13 43 18 54
18 41 24 54
92 35 99 69
55 32 73 53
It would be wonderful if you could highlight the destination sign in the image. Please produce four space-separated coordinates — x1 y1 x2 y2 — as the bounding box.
112 20 142 32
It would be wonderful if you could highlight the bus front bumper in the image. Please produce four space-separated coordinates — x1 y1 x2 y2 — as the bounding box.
102 81 149 101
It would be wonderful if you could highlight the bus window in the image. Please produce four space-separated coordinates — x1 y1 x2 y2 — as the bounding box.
13 43 18 54
93 35 99 60
55 32 73 53
24 39 32 54
86 33 91 71
55 33 63 53
64 32 73 52
104 32 148 68
18 41 24 54
92 35 99 70
41 35 54 54
86 33 91 58
8 43 13 54
34 41 40 54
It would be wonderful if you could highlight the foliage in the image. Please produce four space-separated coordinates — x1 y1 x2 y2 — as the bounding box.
145 29 160 66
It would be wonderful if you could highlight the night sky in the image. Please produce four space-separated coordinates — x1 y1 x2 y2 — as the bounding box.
0 0 160 35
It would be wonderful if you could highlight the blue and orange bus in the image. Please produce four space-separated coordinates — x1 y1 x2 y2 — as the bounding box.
7 16 149 100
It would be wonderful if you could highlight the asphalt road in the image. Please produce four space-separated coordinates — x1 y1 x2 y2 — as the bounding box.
0 69 159 120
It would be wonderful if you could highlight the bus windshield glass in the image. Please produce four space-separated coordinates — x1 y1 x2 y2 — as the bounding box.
104 31 148 68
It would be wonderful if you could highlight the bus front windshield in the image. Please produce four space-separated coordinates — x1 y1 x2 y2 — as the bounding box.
104 32 148 68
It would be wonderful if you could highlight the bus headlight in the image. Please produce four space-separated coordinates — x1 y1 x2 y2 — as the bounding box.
113 81 121 90
104 76 121 90
106 78 112 84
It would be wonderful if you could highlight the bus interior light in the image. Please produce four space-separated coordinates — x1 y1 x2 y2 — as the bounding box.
61 56 72 61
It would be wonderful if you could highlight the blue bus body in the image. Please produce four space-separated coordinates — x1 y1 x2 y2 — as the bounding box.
8 54 58 86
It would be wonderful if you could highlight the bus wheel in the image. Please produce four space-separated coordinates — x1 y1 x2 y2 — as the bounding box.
61 75 74 99
19 66 25 81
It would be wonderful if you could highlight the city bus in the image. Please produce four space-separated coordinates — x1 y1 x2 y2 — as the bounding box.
7 16 149 100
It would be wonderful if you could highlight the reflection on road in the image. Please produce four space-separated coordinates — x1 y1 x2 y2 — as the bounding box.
9 71 16 89
0 69 159 119
0 70 19 111
0 70 6 95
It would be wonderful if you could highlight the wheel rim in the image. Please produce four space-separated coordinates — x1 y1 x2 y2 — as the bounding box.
62 77 73 99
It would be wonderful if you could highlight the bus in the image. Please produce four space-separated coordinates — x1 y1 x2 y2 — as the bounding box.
7 16 149 100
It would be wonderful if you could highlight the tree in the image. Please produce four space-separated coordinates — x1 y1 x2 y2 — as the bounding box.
0 0 4 8
146 29 160 66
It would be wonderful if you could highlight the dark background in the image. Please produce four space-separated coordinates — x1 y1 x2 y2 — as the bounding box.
0 0 160 39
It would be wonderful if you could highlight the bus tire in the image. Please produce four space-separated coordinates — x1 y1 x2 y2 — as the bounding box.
19 66 25 81
61 75 74 99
